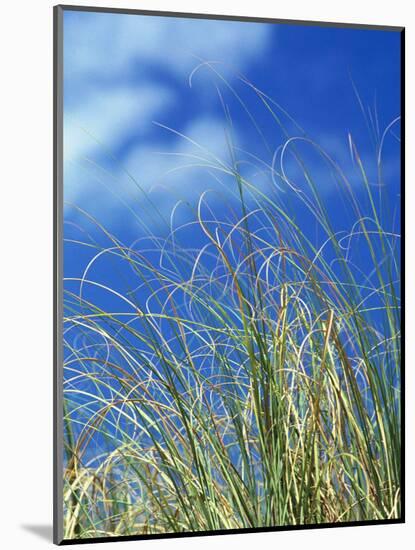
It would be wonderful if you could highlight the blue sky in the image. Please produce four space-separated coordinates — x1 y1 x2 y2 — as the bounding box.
63 10 401 235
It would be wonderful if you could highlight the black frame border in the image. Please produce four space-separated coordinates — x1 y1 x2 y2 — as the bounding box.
53 4 405 545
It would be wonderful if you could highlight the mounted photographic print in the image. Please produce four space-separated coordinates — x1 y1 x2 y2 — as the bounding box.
53 5 404 544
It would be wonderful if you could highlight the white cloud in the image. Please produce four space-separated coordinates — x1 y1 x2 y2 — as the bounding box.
64 11 273 83
124 116 234 195
63 10 273 226
64 85 173 165
64 84 175 204
92 117 239 225
63 114 247 235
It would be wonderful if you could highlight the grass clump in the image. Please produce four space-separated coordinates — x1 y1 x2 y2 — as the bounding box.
62 81 401 539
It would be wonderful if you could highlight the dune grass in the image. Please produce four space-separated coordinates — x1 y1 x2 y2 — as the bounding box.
62 81 401 539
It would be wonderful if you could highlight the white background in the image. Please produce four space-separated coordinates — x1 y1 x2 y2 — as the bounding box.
0 0 412 548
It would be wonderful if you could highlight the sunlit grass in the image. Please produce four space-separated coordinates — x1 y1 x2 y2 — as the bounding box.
62 77 401 539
